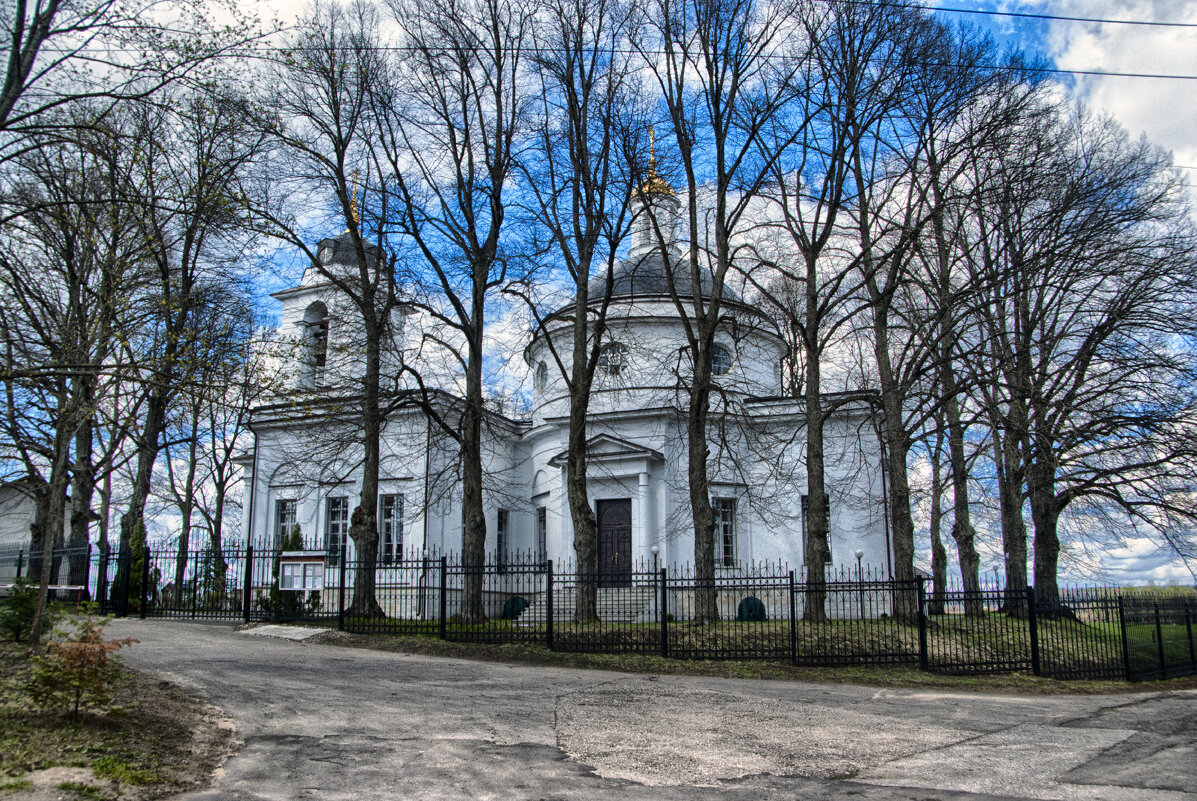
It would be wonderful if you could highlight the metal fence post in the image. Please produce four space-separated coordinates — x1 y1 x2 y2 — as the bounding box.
139 548 151 619
1154 603 1166 679
243 546 254 624
1118 596 1133 680
97 548 109 614
1185 600 1195 672
917 577 929 672
14 549 22 579
660 567 669 658
545 560 554 651
788 570 797 666
113 550 124 617
84 544 92 601
1027 586 1041 677
439 557 448 640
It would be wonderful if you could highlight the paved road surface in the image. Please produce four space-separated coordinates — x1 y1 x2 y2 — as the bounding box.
108 620 1196 801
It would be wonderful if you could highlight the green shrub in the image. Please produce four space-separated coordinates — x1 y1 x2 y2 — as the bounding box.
0 578 59 642
26 616 137 718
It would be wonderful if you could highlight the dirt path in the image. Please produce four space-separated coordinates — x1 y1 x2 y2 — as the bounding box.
109 619 1196 801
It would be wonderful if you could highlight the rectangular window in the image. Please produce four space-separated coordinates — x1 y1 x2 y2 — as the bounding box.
536 507 547 563
379 494 404 564
496 509 509 573
713 498 737 567
325 496 349 564
280 561 324 591
274 499 297 550
801 494 832 564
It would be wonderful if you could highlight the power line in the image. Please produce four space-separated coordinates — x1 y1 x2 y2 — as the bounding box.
29 42 1197 82
908 2 1197 29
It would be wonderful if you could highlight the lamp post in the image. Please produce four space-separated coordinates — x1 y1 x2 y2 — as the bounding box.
651 545 660 620
854 549 865 619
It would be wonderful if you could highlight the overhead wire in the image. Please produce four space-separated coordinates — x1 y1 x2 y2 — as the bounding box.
18 2 1197 81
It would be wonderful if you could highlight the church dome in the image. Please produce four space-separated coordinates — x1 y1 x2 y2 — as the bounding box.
588 252 743 304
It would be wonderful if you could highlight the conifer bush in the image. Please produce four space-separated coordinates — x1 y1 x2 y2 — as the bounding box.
26 616 137 718
0 578 59 642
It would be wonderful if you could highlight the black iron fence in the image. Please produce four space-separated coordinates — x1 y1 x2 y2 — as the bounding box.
3 546 1193 682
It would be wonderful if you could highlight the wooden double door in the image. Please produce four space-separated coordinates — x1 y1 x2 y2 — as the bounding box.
596 498 632 587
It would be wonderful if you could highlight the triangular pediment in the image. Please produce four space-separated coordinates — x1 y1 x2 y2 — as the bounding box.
548 434 663 468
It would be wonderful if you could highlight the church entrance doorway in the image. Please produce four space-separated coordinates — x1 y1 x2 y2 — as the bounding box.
596 498 632 588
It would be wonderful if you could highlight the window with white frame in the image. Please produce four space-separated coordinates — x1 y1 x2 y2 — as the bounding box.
536 506 547 563
280 561 324 591
274 499 297 550
711 343 733 376
325 496 349 563
801 494 832 564
379 494 403 563
496 509 509 572
712 497 737 567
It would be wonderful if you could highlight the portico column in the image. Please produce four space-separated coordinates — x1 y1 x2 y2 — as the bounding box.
638 471 650 563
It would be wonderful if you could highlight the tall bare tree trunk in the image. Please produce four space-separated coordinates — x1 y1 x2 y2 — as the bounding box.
348 316 385 618
928 425 948 615
568 286 600 622
1027 438 1062 612
689 376 717 623
68 417 95 589
802 277 830 620
460 319 487 621
991 424 1028 616
29 406 72 649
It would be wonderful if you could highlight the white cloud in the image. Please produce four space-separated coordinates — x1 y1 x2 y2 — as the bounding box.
1037 0 1197 169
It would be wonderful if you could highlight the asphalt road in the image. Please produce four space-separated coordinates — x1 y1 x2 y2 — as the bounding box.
107 620 1196 801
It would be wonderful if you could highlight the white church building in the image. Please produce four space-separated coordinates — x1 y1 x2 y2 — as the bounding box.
238 176 893 586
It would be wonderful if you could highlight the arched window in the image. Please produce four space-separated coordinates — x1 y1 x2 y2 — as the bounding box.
598 342 628 376
535 361 549 391
711 343 733 376
304 302 329 370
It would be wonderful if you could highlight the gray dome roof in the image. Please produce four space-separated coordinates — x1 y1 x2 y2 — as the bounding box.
317 232 381 267
587 252 741 303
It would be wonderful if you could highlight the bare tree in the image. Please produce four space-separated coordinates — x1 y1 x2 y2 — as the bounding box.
509 0 639 620
0 106 148 647
154 292 256 594
960 104 1197 607
375 0 534 620
116 89 265 594
633 0 803 621
0 0 266 166
260 1 403 617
